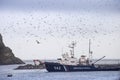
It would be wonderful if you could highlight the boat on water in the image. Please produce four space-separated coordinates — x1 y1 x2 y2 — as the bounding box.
45 40 120 72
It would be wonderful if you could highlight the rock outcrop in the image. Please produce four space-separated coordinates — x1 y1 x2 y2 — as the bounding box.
0 34 24 65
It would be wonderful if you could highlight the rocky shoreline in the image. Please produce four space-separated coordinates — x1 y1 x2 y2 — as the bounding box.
15 64 45 70
0 34 25 65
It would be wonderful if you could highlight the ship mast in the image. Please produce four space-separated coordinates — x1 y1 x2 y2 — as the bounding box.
69 41 76 58
89 39 92 64
89 39 91 57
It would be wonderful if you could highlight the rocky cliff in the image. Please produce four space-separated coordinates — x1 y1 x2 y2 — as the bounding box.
0 34 24 65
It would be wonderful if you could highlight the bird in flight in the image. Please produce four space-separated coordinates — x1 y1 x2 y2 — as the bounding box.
36 40 40 44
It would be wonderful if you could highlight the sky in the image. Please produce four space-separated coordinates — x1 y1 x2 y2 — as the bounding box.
0 0 120 60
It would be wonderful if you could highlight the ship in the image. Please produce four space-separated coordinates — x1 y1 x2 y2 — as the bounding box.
44 40 120 72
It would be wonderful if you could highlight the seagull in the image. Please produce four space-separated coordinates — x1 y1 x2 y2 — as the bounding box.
36 40 40 44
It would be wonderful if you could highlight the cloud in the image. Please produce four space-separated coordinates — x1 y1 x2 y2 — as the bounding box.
0 0 120 13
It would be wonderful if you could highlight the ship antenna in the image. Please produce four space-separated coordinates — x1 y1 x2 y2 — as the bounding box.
62 47 63 54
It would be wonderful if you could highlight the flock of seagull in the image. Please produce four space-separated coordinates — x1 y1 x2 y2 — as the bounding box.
0 0 120 46
0 12 120 46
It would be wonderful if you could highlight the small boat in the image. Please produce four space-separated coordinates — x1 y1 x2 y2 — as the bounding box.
45 40 120 72
7 74 12 77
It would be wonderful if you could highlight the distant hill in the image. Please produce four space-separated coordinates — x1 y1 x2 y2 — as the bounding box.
0 34 24 65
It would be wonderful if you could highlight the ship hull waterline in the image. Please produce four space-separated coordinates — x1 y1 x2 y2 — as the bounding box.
45 62 120 72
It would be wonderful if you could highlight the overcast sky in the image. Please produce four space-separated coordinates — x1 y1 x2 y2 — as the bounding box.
0 0 120 60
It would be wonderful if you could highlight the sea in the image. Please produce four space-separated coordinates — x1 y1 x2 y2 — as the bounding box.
0 60 120 80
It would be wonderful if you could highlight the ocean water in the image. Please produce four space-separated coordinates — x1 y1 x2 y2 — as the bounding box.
0 60 120 80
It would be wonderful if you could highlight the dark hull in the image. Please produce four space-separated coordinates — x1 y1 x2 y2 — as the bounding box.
45 62 120 72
